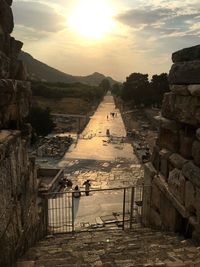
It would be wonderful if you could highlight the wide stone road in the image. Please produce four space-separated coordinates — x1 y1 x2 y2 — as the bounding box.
51 93 144 231
60 93 138 162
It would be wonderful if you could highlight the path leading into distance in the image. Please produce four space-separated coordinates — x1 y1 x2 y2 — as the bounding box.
59 93 137 164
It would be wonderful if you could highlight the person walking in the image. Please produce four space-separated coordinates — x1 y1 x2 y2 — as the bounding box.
83 180 91 196
73 185 81 198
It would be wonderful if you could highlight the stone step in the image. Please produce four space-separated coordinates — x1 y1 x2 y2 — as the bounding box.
18 227 200 267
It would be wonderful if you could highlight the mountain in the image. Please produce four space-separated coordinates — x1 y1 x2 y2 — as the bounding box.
19 51 118 86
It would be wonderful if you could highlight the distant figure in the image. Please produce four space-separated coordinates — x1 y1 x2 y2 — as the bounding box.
83 180 91 196
106 129 110 136
107 115 109 120
73 185 81 198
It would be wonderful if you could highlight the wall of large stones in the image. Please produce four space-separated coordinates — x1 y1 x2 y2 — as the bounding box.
143 45 200 239
0 1 46 266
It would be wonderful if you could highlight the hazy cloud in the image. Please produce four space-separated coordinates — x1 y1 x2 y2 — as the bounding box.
13 1 66 33
116 7 174 27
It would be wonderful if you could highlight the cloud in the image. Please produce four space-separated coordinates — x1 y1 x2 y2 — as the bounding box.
13 1 66 33
116 7 174 27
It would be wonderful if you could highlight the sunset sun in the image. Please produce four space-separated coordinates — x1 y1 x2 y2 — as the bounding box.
68 0 115 39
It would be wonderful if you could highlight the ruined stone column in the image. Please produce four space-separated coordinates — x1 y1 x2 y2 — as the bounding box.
143 44 200 240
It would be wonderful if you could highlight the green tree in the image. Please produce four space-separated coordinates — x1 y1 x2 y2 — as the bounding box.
111 83 122 96
150 73 169 106
99 79 111 92
122 73 150 105
29 107 54 136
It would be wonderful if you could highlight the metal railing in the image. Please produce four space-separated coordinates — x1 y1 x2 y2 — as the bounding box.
44 186 143 234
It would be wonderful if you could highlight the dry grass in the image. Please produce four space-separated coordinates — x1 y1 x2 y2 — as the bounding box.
33 96 92 115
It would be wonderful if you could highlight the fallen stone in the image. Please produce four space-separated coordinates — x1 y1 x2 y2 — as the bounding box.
169 61 200 84
187 85 200 98
169 153 188 169
172 45 200 63
154 116 179 132
170 84 189 95
161 93 176 119
182 161 200 188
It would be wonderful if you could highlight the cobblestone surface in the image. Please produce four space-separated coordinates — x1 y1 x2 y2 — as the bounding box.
18 227 200 267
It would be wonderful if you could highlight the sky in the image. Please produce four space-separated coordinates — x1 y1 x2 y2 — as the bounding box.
12 0 200 81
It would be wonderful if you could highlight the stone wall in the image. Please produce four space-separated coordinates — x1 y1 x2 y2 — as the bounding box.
0 1 46 266
143 44 200 240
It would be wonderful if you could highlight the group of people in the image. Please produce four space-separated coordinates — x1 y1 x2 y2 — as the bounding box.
73 180 91 198
60 178 91 198
107 112 117 120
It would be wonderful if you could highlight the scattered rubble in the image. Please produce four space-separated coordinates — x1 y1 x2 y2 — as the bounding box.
32 135 73 158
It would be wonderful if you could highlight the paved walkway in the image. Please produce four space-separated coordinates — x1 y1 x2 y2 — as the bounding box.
47 93 143 231
59 94 138 163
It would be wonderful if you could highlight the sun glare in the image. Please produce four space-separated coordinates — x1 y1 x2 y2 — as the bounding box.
68 0 115 39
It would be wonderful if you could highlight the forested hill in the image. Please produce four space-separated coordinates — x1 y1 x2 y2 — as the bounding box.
19 51 117 86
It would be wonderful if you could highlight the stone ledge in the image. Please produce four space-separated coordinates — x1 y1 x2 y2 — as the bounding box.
172 45 200 63
169 60 200 84
153 175 189 218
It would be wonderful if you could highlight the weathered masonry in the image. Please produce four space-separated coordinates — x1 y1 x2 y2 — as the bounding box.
143 44 200 240
0 1 46 266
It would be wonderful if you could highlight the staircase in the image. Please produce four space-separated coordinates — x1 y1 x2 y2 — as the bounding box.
17 226 200 267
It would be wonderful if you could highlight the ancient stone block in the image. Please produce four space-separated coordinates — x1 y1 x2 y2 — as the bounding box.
168 168 185 205
151 183 161 210
0 79 31 129
159 128 179 152
188 85 200 97
197 129 200 141
150 207 162 228
161 93 176 119
144 162 157 185
182 161 200 188
0 51 10 78
170 85 189 96
169 61 200 85
5 0 13 6
159 149 171 178
179 131 193 159
11 60 28 80
169 153 188 169
185 181 196 213
172 45 200 63
173 95 200 125
154 116 179 132
0 0 14 34
192 140 200 167
10 37 23 58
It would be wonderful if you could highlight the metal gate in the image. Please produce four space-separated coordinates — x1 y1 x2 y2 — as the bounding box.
44 186 143 234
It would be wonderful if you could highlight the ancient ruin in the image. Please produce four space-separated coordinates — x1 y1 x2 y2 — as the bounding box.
143 44 200 240
0 1 47 266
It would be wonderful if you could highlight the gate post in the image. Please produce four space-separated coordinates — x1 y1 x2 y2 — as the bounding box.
122 188 126 230
72 192 75 232
130 187 135 229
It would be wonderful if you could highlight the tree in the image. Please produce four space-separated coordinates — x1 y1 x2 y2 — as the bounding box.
111 83 122 96
150 73 169 106
29 107 54 136
99 79 111 92
121 73 150 105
